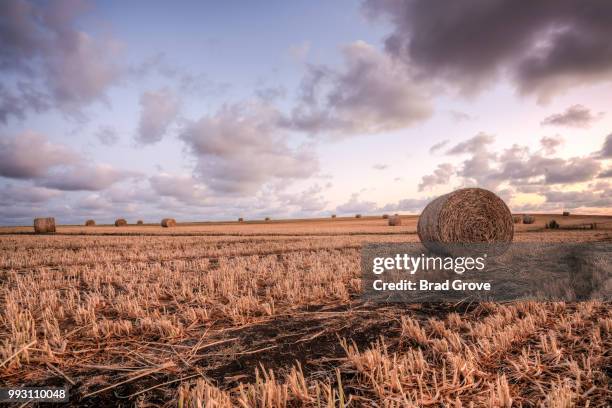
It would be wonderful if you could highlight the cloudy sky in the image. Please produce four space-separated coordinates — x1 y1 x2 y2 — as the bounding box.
1 0 611 225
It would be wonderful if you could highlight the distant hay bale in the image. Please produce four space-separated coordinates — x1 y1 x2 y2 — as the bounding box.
115 219 127 227
34 217 56 233
563 211 570 216
546 220 560 229
522 215 535 224
388 215 401 226
382 214 389 219
238 217 244 222
161 218 176 228
417 188 514 256
331 214 336 218
355 214 362 218
137 220 144 225
513 216 522 224
85 219 96 226
265 217 271 221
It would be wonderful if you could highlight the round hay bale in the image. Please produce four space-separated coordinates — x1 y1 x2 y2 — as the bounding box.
238 217 244 222
546 220 560 229
331 214 336 218
417 188 514 256
522 215 535 224
562 211 570 216
265 217 271 221
85 219 96 226
137 220 144 225
115 218 127 227
382 214 389 219
34 217 56 233
355 214 362 218
161 218 176 227
388 215 401 226
512 215 522 224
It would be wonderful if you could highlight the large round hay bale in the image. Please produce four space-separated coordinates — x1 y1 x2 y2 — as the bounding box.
161 218 176 227
115 218 127 227
85 219 96 226
136 220 144 225
34 217 56 233
388 215 401 226
522 215 535 224
417 188 514 256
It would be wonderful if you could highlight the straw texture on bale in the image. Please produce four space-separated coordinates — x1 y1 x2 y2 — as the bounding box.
137 220 144 225
115 219 127 227
85 219 96 226
34 217 56 233
523 215 535 224
563 211 570 216
512 216 522 224
161 218 176 227
388 215 401 226
417 188 514 255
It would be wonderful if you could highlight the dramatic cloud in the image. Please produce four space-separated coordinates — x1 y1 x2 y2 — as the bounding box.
418 163 454 191
136 89 180 145
180 102 318 194
541 105 604 128
372 163 388 170
149 173 206 205
0 183 61 205
39 164 140 191
95 126 119 146
381 197 431 213
364 0 612 102
599 133 612 158
285 41 432 136
0 0 121 119
599 168 612 178
0 131 78 179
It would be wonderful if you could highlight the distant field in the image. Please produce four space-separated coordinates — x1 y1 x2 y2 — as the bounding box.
0 214 610 406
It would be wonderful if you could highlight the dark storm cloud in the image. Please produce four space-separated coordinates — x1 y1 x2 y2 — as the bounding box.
285 41 432 136
0 0 121 120
135 89 180 145
363 0 612 101
179 102 318 194
0 131 78 179
541 105 604 128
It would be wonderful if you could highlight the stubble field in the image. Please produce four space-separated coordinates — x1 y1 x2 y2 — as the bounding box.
1 214 611 407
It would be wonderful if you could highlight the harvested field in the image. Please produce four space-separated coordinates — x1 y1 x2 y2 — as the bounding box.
1 215 611 406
